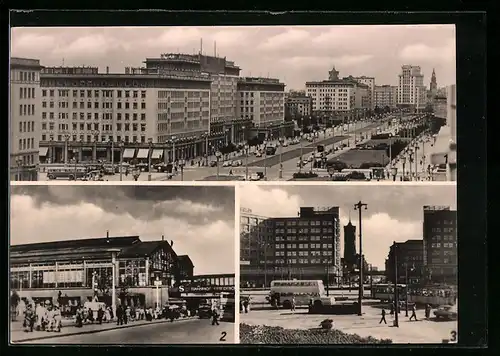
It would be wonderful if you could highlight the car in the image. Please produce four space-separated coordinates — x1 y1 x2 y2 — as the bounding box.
153 163 169 172
232 160 243 167
282 142 289 147
434 305 457 320
198 303 212 319
255 152 262 157
222 161 232 167
249 173 260 181
209 160 218 167
136 163 149 172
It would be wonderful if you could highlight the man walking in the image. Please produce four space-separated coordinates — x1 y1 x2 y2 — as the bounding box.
409 304 418 321
379 308 387 324
211 306 220 326
116 305 123 326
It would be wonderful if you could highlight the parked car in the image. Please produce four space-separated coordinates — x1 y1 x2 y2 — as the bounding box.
231 160 243 167
154 162 171 173
434 305 457 320
222 161 232 167
249 173 260 181
209 160 218 167
255 151 262 157
136 163 149 172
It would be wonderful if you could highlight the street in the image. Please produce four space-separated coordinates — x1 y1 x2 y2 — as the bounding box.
240 304 457 344
14 318 235 344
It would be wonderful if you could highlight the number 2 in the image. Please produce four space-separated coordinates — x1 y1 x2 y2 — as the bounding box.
450 330 457 342
220 331 227 342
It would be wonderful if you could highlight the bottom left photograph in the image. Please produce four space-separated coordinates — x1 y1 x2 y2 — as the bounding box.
9 185 236 345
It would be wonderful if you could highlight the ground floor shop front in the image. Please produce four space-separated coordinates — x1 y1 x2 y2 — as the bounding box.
241 266 342 288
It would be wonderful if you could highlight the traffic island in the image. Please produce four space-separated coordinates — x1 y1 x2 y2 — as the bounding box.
240 323 392 344
11 316 198 343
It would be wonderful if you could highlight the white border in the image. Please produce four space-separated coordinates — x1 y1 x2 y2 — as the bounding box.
233 184 241 343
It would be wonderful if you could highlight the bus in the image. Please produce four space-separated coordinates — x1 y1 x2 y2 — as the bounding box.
265 145 277 155
47 167 87 180
268 280 336 309
370 284 407 302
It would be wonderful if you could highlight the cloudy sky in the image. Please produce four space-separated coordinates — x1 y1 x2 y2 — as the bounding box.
241 184 456 269
10 186 235 275
11 25 456 90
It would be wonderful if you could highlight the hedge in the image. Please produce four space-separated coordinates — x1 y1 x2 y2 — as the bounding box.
240 323 392 344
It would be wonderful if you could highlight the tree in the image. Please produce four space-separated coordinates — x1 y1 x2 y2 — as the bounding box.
11 291 20 320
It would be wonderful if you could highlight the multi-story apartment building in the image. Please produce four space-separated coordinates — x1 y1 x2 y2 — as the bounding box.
38 65 222 164
385 239 424 284
342 220 357 271
374 85 398 109
144 53 250 144
397 65 427 111
285 92 313 119
353 76 375 109
237 77 292 140
305 67 369 119
433 95 448 119
422 205 457 284
10 57 43 181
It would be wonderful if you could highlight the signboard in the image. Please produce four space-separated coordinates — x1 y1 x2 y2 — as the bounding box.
171 285 235 294
240 261 251 265
154 280 162 287
43 271 83 284
240 207 252 214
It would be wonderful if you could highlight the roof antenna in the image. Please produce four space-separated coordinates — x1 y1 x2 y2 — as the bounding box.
106 230 109 238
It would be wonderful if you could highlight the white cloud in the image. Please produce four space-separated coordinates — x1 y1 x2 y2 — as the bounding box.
399 38 455 62
258 28 311 50
240 185 301 218
332 54 374 66
152 199 223 216
11 33 57 57
10 195 234 275
146 27 203 49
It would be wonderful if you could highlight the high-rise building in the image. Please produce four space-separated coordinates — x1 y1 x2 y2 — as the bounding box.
384 239 424 284
285 92 313 119
10 57 43 181
430 68 437 94
422 205 457 284
397 65 427 111
241 207 342 287
353 76 375 109
343 219 357 270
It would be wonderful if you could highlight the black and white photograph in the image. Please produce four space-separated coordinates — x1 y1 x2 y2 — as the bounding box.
10 25 455 182
9 185 236 344
239 184 457 344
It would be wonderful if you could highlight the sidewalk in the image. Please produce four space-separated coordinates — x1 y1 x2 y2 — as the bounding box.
11 316 197 343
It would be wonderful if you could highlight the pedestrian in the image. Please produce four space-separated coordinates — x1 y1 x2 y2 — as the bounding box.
124 306 129 324
75 306 83 328
24 304 35 332
409 304 418 321
116 305 124 326
379 308 387 324
52 305 62 332
425 304 431 319
211 307 220 326
291 296 296 312
243 298 249 314
109 306 114 321
87 307 94 324
97 307 104 324
389 302 394 315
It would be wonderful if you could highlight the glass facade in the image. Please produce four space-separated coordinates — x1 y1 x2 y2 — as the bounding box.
191 275 235 287
118 259 147 287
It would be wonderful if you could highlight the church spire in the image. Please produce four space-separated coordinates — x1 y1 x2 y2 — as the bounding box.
348 209 351 223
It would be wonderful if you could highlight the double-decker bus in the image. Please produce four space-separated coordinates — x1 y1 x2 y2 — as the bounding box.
268 279 336 308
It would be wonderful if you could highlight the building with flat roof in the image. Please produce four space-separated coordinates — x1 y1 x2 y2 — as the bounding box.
385 239 424 284
240 206 342 287
397 65 427 112
422 205 457 284
285 93 313 119
9 234 190 310
10 57 44 181
374 85 398 109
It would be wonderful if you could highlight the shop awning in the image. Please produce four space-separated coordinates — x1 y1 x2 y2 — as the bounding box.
123 148 136 159
151 149 163 159
136 149 149 159
39 147 49 156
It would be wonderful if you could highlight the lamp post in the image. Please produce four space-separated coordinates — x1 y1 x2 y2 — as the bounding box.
408 151 414 181
402 156 407 179
414 146 419 180
278 137 284 179
393 241 399 327
178 158 185 181
205 133 209 166
110 138 115 173
16 159 23 181
147 138 153 181
354 201 368 316
391 166 398 182
119 141 124 181
404 263 415 317
244 144 249 180
63 132 71 164
171 136 177 165
92 130 100 163
215 151 222 180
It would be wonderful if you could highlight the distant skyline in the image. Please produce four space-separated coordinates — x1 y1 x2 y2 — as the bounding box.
241 185 456 270
10 186 235 275
11 25 456 90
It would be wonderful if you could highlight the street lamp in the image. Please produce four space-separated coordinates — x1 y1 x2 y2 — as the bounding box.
147 138 153 181
408 151 414 180
119 141 125 181
178 159 185 181
404 262 415 317
170 136 177 164
63 132 71 164
92 130 100 162
244 144 249 180
354 201 368 316
215 151 222 180
402 156 407 179
414 146 420 181
16 158 23 181
278 137 285 179
391 166 398 182
393 241 400 328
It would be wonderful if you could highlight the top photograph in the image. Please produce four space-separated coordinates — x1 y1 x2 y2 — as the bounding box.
10 25 456 182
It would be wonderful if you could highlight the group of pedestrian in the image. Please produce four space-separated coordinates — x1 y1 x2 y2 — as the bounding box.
379 302 433 324
23 301 62 333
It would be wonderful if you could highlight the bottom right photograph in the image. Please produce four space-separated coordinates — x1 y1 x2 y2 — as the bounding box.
238 184 457 344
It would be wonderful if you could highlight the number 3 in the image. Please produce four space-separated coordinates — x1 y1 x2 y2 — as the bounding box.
450 330 457 342
220 331 227 341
